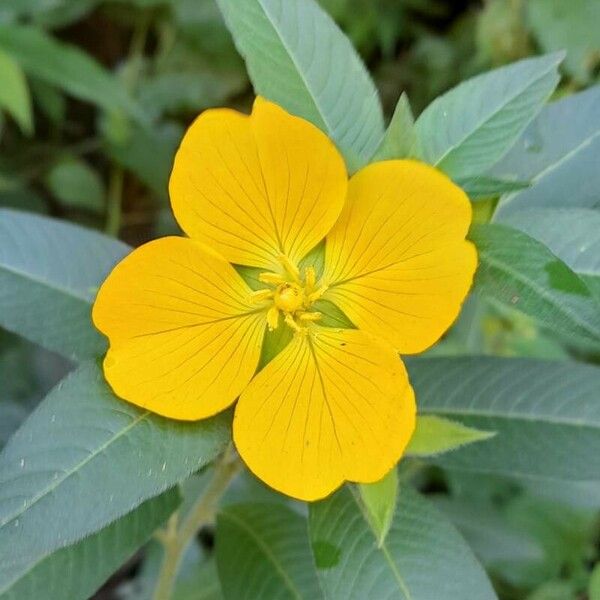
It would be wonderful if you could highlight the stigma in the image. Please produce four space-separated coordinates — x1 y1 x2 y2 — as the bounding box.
248 257 327 332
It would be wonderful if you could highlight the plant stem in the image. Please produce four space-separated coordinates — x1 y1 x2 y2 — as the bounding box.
105 165 124 236
152 448 242 600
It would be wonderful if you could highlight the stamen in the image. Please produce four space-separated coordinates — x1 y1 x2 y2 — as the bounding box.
278 255 301 284
259 272 286 285
307 285 328 304
267 306 279 331
248 289 274 304
298 311 321 322
284 313 303 333
304 266 316 290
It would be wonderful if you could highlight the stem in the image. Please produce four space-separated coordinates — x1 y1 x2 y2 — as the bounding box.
105 166 124 236
152 448 242 600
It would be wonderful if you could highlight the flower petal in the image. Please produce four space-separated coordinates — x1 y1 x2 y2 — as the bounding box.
322 160 477 354
233 326 415 501
169 97 347 270
92 237 266 420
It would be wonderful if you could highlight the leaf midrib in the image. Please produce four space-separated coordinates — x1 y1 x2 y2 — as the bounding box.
0 409 148 530
349 487 413 600
219 509 304 600
432 59 559 168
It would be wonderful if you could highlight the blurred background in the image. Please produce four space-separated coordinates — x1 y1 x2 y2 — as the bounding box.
1 1 599 598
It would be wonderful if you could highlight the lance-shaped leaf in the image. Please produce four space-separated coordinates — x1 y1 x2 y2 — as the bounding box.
357 468 398 548
0 361 229 591
371 93 416 161
0 48 32 135
415 53 562 179
407 356 600 481
0 489 179 600
0 209 129 360
470 223 600 347
0 25 144 120
216 0 384 171
309 485 496 599
406 415 495 457
216 502 323 600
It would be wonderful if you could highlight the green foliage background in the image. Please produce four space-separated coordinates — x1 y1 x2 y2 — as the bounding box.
0 1 600 599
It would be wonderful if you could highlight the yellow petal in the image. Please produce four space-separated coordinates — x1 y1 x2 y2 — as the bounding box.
322 160 477 354
92 237 266 421
233 326 415 501
169 97 347 270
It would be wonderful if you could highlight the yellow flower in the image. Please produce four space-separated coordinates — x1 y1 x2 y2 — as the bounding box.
93 97 476 501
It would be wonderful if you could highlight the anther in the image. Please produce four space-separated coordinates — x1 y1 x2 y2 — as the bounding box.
304 266 316 290
307 285 328 304
284 313 304 333
298 311 321 322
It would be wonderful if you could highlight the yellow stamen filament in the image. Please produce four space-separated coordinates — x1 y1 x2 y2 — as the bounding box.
267 306 279 331
284 313 303 332
298 311 321 322
277 255 301 284
304 266 316 290
248 289 274 303
259 272 286 285
307 285 328 304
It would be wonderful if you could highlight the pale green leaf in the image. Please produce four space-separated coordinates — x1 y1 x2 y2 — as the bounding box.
456 175 529 200
407 356 600 481
216 0 384 171
216 502 323 600
406 415 495 457
0 48 32 135
0 209 129 360
371 92 416 161
309 485 496 599
415 53 563 179
0 361 230 591
357 468 397 548
0 490 179 600
44 157 105 213
589 563 600 600
470 223 600 346
527 0 600 84
492 85 600 182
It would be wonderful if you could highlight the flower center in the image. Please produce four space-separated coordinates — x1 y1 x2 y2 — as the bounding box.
248 255 328 332
274 283 304 313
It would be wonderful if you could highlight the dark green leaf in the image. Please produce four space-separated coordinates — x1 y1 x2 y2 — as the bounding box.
456 175 529 200
408 356 600 481
309 485 496 599
470 223 600 346
0 490 179 600
216 502 323 600
0 361 230 589
0 209 129 360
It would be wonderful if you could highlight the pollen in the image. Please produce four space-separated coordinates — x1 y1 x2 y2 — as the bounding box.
249 257 328 332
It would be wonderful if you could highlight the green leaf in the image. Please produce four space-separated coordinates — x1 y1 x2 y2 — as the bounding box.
406 415 495 457
527 0 600 84
456 175 529 200
371 93 416 161
492 85 600 182
0 361 230 590
44 157 105 213
216 502 323 600
0 48 32 135
415 53 563 179
357 468 397 548
0 489 179 600
589 563 600 600
0 209 129 360
500 209 600 281
470 223 600 347
407 356 600 481
309 485 496 599
495 131 600 219
174 558 223 600
216 0 384 171
0 25 144 120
